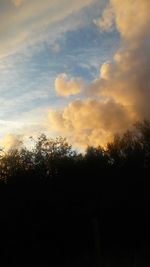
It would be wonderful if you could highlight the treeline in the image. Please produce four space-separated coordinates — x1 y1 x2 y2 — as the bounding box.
1 120 150 184
1 120 150 266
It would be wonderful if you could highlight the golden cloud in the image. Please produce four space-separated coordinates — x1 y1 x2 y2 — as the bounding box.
48 0 150 148
99 0 150 41
49 99 134 148
55 73 83 97
0 134 23 151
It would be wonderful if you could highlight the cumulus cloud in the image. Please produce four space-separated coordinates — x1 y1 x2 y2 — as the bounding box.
49 99 132 148
55 73 83 97
97 0 150 41
0 134 23 151
48 0 150 148
94 0 150 120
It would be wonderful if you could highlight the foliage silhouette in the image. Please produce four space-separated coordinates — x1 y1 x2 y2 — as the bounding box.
0 121 150 265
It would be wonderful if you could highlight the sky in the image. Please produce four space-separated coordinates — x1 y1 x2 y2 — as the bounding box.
0 0 150 150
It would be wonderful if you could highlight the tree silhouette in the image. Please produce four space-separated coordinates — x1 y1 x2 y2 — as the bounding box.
0 120 150 265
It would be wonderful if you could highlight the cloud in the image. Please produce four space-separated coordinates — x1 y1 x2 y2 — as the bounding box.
48 0 150 148
55 73 83 97
0 134 23 151
0 0 94 58
0 106 48 150
49 98 133 148
52 43 61 53
93 0 150 120
11 0 24 7
94 4 114 32
98 0 150 41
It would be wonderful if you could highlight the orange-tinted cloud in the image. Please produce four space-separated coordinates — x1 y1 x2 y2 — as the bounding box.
55 73 83 97
0 134 23 151
49 98 133 148
48 0 150 148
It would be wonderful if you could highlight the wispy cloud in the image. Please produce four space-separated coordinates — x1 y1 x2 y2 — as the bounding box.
11 0 25 7
0 0 96 59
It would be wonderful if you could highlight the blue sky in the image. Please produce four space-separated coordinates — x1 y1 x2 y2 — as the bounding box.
0 0 120 146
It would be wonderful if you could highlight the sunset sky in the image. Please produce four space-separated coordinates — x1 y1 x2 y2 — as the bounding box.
0 0 150 149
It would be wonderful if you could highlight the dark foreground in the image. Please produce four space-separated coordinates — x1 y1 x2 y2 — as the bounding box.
0 170 150 266
1 121 150 265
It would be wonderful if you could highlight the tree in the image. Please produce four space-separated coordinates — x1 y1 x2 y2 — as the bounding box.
32 134 76 180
